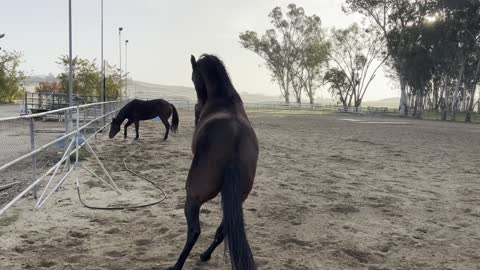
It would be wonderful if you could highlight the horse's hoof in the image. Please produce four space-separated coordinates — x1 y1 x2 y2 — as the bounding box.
199 253 211 262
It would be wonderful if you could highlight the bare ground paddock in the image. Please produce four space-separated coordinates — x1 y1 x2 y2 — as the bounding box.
1 111 480 270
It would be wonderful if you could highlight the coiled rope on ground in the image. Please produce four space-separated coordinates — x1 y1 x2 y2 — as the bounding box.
76 140 167 210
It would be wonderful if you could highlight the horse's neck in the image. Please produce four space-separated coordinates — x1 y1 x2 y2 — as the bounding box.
116 107 129 122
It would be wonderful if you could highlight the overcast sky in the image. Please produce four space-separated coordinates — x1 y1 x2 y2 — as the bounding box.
0 0 399 101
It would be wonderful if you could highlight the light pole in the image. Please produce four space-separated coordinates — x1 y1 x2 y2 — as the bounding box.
125 39 129 98
100 0 105 103
118 27 123 99
68 0 73 110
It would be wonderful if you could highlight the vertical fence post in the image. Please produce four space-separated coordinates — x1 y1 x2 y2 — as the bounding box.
24 92 28 115
94 105 98 142
75 105 80 186
64 109 70 170
84 106 87 125
29 118 38 199
84 107 88 139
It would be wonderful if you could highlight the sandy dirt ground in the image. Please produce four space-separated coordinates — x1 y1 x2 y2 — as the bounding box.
0 104 22 118
1 111 480 270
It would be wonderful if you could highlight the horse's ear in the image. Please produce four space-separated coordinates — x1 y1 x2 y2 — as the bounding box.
190 55 196 68
111 117 116 123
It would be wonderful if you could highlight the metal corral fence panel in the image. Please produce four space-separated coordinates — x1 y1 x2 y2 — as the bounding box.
23 92 119 115
126 94 480 123
361 106 480 123
0 100 129 214
244 103 364 112
142 95 195 111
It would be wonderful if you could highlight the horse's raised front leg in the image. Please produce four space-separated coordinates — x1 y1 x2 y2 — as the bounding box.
161 117 170 141
167 196 201 270
134 120 140 140
124 120 133 139
200 222 224 262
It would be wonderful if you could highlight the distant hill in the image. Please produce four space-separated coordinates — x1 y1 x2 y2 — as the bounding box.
131 80 282 103
24 75 400 106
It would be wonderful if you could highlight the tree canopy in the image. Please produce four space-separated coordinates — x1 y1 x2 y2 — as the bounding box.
240 4 329 104
345 0 480 121
56 56 122 99
0 50 26 103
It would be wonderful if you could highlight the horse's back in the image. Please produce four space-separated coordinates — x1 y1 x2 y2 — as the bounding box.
194 108 257 154
188 109 258 203
126 99 171 120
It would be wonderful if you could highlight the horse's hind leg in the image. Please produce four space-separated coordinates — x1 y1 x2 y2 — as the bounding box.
200 222 224 262
134 120 140 140
161 117 170 141
167 197 201 270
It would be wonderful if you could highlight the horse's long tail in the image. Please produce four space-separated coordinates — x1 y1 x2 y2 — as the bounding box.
170 104 179 133
222 161 256 270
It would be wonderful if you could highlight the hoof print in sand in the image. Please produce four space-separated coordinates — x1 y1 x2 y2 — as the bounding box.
104 250 127 258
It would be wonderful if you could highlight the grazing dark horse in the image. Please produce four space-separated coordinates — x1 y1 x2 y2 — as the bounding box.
109 99 179 141
167 54 258 270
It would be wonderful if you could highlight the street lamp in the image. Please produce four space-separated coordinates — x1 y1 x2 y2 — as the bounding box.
125 39 129 98
100 0 105 103
68 0 73 109
118 27 123 98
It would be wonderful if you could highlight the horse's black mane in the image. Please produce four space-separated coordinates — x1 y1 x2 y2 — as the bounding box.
197 54 242 102
114 99 136 123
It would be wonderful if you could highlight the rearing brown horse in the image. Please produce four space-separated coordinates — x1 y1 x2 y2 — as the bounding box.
167 54 259 270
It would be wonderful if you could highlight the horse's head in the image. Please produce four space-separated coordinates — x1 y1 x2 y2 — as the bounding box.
109 117 121 138
190 55 207 104
190 54 243 127
190 54 239 100
191 55 208 127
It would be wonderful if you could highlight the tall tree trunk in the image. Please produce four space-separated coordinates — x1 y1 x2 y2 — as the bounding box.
347 90 353 108
355 99 362 108
399 74 409 116
437 79 445 112
308 93 314 105
452 58 466 121
466 58 480 122
284 73 290 104
442 74 449 120
433 79 439 111
292 80 301 104
413 91 419 117
284 82 290 104
418 85 425 118
465 85 476 122
409 90 415 115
